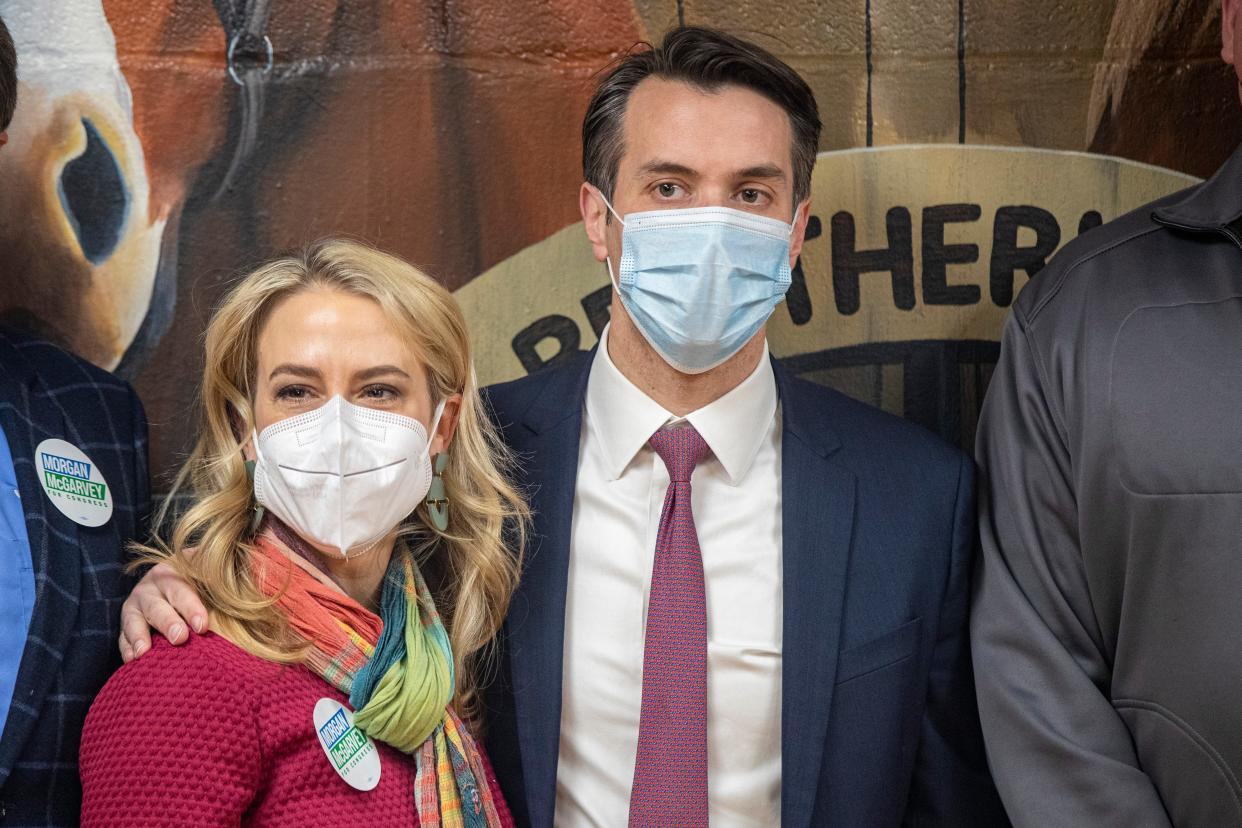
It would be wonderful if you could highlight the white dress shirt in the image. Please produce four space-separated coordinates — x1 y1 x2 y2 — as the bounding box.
554 326 783 827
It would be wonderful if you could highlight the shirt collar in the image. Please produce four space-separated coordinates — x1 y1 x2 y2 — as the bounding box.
585 325 778 484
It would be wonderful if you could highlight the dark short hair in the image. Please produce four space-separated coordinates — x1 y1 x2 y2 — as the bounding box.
0 15 15 131
582 26 821 206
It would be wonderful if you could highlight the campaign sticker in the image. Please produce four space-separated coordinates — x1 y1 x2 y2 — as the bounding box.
34 438 113 527
313 698 381 791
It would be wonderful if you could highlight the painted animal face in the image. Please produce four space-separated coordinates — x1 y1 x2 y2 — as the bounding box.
0 0 166 369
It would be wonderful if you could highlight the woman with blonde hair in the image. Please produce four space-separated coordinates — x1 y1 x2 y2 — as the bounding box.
80 239 525 826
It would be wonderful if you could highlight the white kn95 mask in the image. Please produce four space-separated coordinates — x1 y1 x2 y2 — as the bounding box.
252 395 445 557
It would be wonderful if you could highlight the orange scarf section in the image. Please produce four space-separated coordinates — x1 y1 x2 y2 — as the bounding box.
252 536 383 691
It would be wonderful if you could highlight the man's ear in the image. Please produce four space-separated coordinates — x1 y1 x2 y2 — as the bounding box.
0 131 7 150
580 182 611 263
788 198 813 268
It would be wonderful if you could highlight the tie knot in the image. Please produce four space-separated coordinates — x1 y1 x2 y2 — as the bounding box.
648 425 710 483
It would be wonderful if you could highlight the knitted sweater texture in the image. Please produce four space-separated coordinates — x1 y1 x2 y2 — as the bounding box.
79 633 513 827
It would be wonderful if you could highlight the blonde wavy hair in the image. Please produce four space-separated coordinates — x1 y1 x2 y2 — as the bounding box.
136 239 527 724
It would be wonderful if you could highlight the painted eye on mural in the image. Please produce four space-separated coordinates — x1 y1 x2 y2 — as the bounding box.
59 118 130 266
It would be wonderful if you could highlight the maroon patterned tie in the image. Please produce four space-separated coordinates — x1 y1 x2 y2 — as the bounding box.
629 425 711 827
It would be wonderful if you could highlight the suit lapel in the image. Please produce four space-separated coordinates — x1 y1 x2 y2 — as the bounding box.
775 362 856 828
0 338 82 781
506 353 593 827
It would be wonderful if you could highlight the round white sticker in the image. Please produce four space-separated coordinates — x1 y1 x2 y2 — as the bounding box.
34 438 113 527
313 697 381 791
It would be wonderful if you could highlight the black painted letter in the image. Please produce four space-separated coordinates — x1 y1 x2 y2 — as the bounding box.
989 206 1061 307
923 204 982 306
512 315 581 374
580 286 612 338
1078 210 1103 236
786 215 822 325
831 208 916 315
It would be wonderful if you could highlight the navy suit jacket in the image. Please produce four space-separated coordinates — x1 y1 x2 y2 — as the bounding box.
0 331 149 827
482 349 1006 827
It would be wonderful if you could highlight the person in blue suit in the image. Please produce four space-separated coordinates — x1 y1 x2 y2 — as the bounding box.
119 26 1004 827
0 15 152 826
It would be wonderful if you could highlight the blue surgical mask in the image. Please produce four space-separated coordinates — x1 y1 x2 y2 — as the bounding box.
598 192 796 374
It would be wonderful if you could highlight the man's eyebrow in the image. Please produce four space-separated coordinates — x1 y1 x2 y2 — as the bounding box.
735 164 787 182
354 365 412 382
633 160 788 183
268 363 321 382
635 160 699 178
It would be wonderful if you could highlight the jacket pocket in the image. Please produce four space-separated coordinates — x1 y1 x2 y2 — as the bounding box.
1115 699 1242 826
1111 298 1242 495
835 617 922 685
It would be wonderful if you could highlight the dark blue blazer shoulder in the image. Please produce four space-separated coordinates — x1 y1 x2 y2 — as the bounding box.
0 330 150 827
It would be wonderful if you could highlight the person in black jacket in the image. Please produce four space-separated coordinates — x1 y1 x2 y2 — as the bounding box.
0 15 151 825
972 3 1242 825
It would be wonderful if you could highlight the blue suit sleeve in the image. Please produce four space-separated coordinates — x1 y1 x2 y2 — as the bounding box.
904 454 1009 826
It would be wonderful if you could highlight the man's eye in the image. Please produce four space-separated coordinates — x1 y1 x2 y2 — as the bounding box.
657 183 680 198
741 189 761 203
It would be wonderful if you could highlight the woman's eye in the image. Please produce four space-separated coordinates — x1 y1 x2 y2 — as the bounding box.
275 385 309 400
362 385 396 400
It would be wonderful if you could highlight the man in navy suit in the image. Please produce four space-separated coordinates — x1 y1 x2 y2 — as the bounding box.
0 17 151 826
121 26 1003 827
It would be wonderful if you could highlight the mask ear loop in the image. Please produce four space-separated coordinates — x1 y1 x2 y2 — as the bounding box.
592 186 627 290
593 186 626 227
428 398 448 439
786 201 808 240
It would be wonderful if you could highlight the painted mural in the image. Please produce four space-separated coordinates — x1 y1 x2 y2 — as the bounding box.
0 0 1237 486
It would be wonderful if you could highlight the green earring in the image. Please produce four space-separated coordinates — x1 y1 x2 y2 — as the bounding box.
425 453 450 532
245 459 266 534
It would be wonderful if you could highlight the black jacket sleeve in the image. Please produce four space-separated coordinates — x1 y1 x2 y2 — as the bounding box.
971 309 1171 826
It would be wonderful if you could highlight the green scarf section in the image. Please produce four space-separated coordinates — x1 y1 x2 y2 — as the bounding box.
350 555 455 751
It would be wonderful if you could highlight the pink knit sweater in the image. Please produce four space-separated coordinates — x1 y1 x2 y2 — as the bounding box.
80 633 513 827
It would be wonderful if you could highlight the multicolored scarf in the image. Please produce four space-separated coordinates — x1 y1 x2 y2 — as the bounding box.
253 530 503 827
